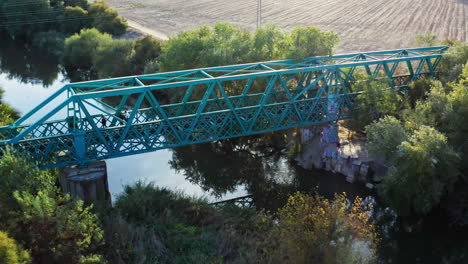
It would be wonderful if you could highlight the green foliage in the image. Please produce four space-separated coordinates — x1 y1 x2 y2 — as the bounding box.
88 0 127 36
345 80 407 132
0 148 56 232
438 42 468 82
0 231 31 264
60 6 91 34
407 78 433 107
14 191 106 264
0 87 20 126
107 182 220 263
63 30 162 77
114 181 211 223
63 28 113 70
286 26 339 59
93 39 134 78
442 65 468 171
160 23 339 71
274 193 378 264
378 126 459 216
131 36 162 74
415 32 438 47
365 116 408 161
250 25 288 61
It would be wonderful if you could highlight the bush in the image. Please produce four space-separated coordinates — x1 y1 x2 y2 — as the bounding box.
160 23 339 72
0 231 30 264
89 0 127 36
60 6 91 34
131 36 162 73
378 126 459 216
365 116 408 161
0 148 56 232
274 193 378 264
437 42 468 82
14 191 106 264
286 26 339 59
345 79 407 132
93 39 134 78
63 28 113 70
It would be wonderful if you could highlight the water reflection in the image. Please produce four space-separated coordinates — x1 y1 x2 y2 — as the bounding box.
0 31 61 86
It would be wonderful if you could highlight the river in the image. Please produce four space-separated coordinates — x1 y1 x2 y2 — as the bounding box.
1 34 466 263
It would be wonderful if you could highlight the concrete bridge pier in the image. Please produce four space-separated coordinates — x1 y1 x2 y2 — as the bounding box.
59 160 111 205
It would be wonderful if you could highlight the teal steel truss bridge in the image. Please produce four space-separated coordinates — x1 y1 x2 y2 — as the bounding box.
0 46 449 168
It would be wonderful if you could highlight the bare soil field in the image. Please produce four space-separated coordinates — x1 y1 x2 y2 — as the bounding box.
107 0 468 52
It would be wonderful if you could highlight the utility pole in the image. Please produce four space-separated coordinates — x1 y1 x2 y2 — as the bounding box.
256 0 262 28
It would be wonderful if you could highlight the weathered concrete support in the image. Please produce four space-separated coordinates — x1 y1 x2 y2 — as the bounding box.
59 160 111 205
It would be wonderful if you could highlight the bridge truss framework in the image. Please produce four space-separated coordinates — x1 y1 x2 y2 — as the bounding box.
0 46 449 168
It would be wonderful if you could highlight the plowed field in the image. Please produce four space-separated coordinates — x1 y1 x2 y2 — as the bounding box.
107 0 468 52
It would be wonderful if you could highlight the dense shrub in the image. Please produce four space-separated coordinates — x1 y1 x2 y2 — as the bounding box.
378 126 459 216
160 23 339 72
63 28 113 70
88 0 127 36
0 148 56 233
14 191 106 264
93 39 135 78
365 116 408 161
345 79 407 132
274 193 378 264
0 231 30 264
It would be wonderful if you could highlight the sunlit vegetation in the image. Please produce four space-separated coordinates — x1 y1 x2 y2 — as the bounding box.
362 40 468 221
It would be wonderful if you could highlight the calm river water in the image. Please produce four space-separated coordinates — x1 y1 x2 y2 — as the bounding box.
1 34 466 263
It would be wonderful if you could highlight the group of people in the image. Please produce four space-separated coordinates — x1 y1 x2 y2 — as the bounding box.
101 110 130 128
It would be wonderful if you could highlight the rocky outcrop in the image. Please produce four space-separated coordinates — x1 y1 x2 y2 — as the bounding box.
296 124 387 188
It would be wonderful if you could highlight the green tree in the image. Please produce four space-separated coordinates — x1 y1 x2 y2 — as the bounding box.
93 39 134 78
14 191 106 264
0 231 30 264
130 36 162 74
63 28 112 70
379 126 459 216
443 65 468 171
0 148 56 232
346 79 407 132
249 25 287 61
286 26 339 59
88 0 127 36
437 42 468 82
365 116 408 161
59 6 91 34
160 23 251 71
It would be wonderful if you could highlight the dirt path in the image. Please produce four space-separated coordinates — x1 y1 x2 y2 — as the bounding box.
126 19 168 41
109 0 468 52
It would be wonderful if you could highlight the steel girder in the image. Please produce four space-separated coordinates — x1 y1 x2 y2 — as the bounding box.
0 46 449 168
